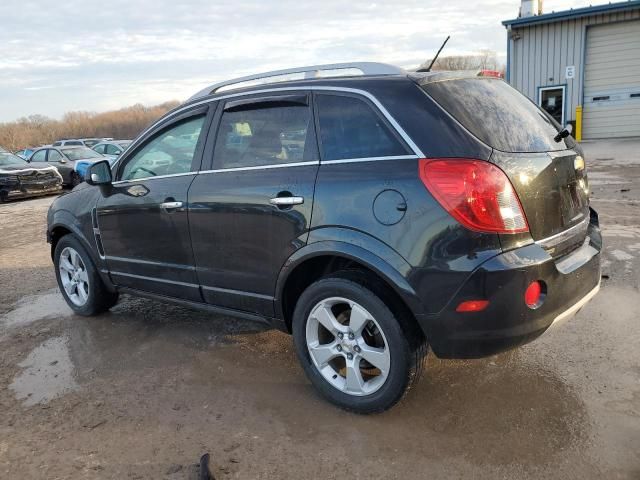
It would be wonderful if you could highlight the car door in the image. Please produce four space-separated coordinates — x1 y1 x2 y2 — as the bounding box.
188 92 319 316
47 149 73 183
96 105 213 301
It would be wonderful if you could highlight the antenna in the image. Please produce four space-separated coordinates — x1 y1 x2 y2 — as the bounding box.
418 36 451 72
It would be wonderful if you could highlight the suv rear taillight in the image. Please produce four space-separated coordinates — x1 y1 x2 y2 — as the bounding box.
419 158 529 234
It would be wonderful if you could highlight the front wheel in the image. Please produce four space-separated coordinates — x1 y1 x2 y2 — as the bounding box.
54 235 118 316
292 276 427 413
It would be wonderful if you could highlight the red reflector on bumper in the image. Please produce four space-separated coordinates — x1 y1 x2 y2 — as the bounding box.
525 281 543 308
456 300 489 312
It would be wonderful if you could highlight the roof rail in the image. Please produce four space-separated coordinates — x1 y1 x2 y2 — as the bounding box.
188 62 405 100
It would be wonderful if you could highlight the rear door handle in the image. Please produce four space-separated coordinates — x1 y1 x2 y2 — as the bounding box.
160 201 183 211
269 196 304 206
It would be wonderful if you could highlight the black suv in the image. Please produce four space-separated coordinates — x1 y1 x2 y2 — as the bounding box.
47 63 601 413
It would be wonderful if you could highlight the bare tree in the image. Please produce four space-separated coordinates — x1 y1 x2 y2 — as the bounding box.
418 49 500 72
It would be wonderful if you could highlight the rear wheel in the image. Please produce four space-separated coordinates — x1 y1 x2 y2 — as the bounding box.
54 235 118 315
292 276 427 413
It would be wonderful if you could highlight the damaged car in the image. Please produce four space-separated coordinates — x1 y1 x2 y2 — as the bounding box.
0 150 62 201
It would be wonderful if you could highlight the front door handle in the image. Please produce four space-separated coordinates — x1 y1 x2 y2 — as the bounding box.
160 201 183 212
269 196 304 206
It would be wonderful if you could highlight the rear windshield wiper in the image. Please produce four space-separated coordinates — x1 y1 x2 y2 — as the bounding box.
554 124 573 143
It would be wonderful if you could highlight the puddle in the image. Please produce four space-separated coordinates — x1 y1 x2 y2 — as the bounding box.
9 336 79 406
588 172 631 186
601 225 640 239
1 289 72 329
610 249 634 261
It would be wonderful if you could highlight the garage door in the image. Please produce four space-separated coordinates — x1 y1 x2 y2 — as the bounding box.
583 20 640 139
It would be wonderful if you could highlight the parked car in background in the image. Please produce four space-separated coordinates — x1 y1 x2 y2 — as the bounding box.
0 150 62 201
46 62 601 413
52 139 85 147
78 138 103 148
14 148 35 160
28 146 105 186
92 140 132 161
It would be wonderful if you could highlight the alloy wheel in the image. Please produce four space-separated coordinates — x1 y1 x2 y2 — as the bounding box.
306 297 391 396
58 247 90 306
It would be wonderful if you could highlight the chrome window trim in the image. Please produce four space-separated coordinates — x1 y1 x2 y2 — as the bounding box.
128 85 424 171
199 161 319 175
322 155 418 165
112 171 196 185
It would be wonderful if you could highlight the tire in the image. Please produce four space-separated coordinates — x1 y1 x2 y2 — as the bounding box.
54 235 118 316
292 275 427 414
70 171 82 187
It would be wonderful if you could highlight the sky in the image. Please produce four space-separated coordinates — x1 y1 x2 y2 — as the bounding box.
0 0 614 122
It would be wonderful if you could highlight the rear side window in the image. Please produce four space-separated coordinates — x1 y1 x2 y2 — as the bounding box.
105 144 121 155
213 103 313 169
48 150 63 162
316 94 408 160
422 79 569 152
31 150 46 162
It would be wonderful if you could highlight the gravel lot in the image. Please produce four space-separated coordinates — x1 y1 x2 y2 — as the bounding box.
1 139 639 479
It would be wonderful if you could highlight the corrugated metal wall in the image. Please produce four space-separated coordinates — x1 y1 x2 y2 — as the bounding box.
507 8 640 122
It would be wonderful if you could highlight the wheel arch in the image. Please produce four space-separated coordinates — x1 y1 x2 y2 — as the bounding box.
276 236 426 335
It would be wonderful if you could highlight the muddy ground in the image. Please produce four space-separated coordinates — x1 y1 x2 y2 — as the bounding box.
0 139 639 479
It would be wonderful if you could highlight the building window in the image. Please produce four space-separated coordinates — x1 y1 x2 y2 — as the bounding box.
538 86 566 126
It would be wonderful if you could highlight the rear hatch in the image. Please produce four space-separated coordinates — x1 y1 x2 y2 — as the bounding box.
415 76 590 254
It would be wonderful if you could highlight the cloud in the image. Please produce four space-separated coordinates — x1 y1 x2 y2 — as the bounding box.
0 0 612 121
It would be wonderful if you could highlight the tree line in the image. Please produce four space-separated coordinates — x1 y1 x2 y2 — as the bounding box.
0 101 180 151
418 50 503 73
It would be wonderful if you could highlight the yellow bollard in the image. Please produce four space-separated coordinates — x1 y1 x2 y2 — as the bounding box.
575 105 583 142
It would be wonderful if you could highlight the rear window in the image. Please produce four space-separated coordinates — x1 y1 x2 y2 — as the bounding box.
422 79 570 152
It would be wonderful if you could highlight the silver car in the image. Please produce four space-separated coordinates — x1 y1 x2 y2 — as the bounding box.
92 140 132 161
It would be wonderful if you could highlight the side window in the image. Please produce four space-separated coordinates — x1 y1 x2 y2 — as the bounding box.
315 94 408 161
213 102 312 169
53 142 62 147
105 144 120 155
120 115 205 181
93 144 106 154
31 150 46 162
48 150 64 162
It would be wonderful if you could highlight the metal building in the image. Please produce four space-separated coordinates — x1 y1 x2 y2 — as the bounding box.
503 0 640 140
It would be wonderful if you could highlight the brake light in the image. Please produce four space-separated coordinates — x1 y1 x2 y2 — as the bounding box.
419 159 529 234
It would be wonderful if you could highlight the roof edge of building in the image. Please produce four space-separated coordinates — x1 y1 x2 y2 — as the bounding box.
503 0 640 28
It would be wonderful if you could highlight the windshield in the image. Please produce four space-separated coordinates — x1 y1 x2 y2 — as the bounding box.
0 152 28 167
62 147 103 161
420 78 572 152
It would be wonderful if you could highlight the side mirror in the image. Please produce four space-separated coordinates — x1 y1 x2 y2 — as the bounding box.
59 158 68 164
85 160 112 186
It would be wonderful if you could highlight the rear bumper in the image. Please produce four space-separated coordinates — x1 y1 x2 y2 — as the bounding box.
419 210 602 359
